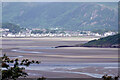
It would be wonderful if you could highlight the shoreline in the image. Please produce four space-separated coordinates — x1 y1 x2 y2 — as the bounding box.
55 46 120 48
1 36 99 42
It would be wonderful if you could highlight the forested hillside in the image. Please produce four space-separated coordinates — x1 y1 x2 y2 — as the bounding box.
81 34 120 48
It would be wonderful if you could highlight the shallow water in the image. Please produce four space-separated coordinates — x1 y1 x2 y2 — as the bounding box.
22 47 53 49
10 46 119 78
11 47 55 54
25 62 118 78
12 49 43 54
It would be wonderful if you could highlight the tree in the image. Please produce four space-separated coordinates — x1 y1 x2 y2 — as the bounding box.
2 23 22 34
1 54 43 80
102 74 119 80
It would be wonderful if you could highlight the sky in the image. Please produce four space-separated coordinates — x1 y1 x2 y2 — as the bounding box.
1 0 120 2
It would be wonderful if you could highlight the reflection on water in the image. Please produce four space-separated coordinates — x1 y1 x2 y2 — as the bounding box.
11 47 54 54
12 49 43 54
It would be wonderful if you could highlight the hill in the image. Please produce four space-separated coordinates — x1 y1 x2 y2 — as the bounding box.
2 2 118 31
55 34 120 48
81 34 120 48
2 23 25 34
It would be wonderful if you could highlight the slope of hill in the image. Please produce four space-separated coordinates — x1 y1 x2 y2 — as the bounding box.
81 34 120 48
2 23 23 34
55 34 120 48
2 2 118 31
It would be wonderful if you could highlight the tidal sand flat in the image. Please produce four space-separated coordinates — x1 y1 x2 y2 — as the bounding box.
2 37 119 78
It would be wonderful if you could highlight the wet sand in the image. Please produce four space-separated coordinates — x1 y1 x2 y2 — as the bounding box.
26 70 93 78
1 37 119 78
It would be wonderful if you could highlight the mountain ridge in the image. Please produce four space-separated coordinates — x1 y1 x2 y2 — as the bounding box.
2 2 118 31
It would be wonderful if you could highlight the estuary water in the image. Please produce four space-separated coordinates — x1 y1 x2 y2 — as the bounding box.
11 46 119 78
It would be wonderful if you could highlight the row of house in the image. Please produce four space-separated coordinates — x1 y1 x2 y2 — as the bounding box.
0 28 117 37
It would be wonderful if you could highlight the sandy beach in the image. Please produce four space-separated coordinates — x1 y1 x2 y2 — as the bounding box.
1 37 119 78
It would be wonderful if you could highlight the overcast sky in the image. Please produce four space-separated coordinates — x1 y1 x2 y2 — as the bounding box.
1 0 120 2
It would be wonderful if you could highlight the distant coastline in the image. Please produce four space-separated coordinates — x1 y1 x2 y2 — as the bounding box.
55 34 120 48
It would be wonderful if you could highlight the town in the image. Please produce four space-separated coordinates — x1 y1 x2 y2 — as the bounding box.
0 27 117 38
